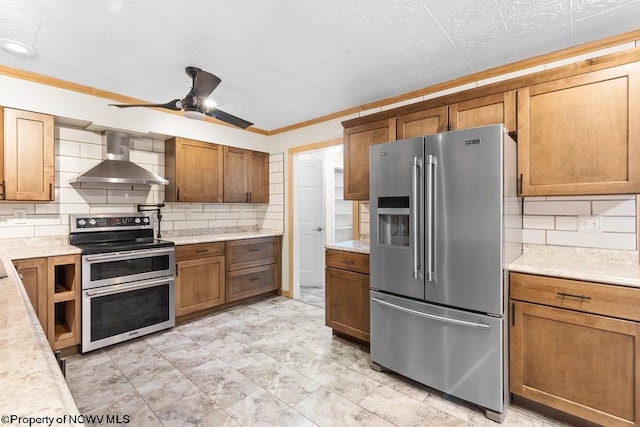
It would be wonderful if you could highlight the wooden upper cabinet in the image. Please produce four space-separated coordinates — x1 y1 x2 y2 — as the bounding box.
2 107 54 201
397 106 448 139
223 146 269 203
518 63 640 196
165 137 223 203
250 151 269 203
344 118 396 200
449 91 516 133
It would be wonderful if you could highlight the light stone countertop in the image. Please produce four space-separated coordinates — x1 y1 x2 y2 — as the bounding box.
325 240 370 254
509 244 640 288
0 256 82 425
0 236 80 260
164 229 283 245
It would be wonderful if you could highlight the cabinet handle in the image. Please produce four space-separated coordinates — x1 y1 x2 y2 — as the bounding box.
177 188 180 202
175 265 179 277
249 277 259 282
195 249 209 253
556 292 591 301
518 174 523 195
249 192 252 202
249 248 259 253
342 259 355 264
511 303 515 326
0 180 5 200
49 183 53 200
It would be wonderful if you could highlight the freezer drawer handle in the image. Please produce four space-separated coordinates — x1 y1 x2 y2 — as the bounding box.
372 297 490 330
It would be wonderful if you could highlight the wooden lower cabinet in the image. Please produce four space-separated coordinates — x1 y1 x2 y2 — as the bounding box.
175 242 226 316
510 272 640 426
225 236 281 302
13 255 80 351
325 249 370 343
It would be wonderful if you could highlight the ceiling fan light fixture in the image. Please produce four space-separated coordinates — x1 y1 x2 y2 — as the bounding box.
204 98 217 108
0 39 37 57
183 108 205 120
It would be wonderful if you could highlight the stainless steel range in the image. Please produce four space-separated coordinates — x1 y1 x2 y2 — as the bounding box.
70 213 175 353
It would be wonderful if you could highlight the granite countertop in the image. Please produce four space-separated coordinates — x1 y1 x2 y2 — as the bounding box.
509 244 640 288
0 236 80 260
165 229 283 246
0 256 82 424
325 240 370 254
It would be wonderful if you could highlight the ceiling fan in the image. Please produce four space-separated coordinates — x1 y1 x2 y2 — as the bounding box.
109 66 253 129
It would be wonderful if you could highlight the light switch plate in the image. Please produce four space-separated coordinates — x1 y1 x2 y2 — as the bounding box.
13 209 27 224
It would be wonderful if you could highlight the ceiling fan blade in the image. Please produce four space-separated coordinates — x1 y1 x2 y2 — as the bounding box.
109 99 182 111
205 107 253 129
191 68 222 99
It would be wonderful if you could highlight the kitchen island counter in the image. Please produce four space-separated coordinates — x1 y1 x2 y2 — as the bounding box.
509 244 640 288
0 256 82 424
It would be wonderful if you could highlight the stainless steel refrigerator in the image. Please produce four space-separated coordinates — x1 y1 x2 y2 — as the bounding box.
369 124 522 421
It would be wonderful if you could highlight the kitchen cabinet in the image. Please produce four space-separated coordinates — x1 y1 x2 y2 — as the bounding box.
325 249 370 343
517 62 640 196
343 118 396 200
165 137 224 203
175 242 226 316
1 107 54 201
449 91 516 133
13 258 48 334
225 236 281 302
396 106 448 139
14 255 80 351
510 272 640 426
223 147 269 203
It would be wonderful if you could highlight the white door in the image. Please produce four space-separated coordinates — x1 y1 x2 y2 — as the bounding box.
295 157 325 288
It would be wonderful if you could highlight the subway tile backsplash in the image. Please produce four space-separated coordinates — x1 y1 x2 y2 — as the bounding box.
359 195 637 251
0 126 284 240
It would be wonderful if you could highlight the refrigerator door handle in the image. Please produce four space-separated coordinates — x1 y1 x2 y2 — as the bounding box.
426 155 436 282
372 297 490 330
411 156 423 280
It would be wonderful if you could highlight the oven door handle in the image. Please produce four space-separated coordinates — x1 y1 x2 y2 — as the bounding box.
85 248 173 262
85 277 173 297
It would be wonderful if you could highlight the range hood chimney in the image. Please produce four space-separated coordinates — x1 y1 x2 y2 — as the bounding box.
69 131 168 186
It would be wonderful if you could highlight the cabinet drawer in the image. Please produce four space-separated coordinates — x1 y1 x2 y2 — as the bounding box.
326 250 369 274
510 272 640 322
176 242 225 261
226 264 278 302
226 237 277 271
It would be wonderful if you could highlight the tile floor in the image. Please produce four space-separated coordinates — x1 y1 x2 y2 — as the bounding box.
296 284 325 308
66 296 570 427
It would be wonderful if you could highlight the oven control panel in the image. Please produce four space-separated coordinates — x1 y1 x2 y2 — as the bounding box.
71 214 152 231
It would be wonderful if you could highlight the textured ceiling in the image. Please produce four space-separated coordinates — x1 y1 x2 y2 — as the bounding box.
0 0 639 131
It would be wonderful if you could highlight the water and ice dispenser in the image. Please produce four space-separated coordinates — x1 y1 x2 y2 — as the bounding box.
376 196 410 247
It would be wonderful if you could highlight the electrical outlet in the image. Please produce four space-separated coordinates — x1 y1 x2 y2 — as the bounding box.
578 215 600 233
184 208 192 220
13 209 27 224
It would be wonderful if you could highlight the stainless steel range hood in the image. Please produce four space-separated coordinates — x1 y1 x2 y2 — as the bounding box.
69 131 168 186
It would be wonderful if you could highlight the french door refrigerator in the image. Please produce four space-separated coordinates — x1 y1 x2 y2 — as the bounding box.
369 124 522 421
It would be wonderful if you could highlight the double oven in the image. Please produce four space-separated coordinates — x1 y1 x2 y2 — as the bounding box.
70 214 175 352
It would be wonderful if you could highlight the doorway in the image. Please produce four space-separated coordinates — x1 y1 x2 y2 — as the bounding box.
290 141 352 307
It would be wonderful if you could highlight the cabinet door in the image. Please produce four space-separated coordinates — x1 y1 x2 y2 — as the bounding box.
250 151 269 203
165 138 223 203
3 108 54 201
449 91 516 132
13 258 48 335
325 267 370 342
176 256 225 316
397 106 448 139
511 301 640 426
518 63 640 196
343 118 396 200
223 146 250 202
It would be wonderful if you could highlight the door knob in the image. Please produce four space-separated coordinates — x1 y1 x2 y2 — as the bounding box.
314 226 324 231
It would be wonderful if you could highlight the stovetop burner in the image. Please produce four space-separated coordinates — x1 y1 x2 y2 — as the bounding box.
69 213 174 254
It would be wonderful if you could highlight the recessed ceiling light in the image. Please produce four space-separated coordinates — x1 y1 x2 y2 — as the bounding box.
0 39 37 57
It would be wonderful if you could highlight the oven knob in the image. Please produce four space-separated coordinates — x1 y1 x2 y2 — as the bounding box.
143 218 150 224
78 219 86 226
135 218 141 224
89 219 96 226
